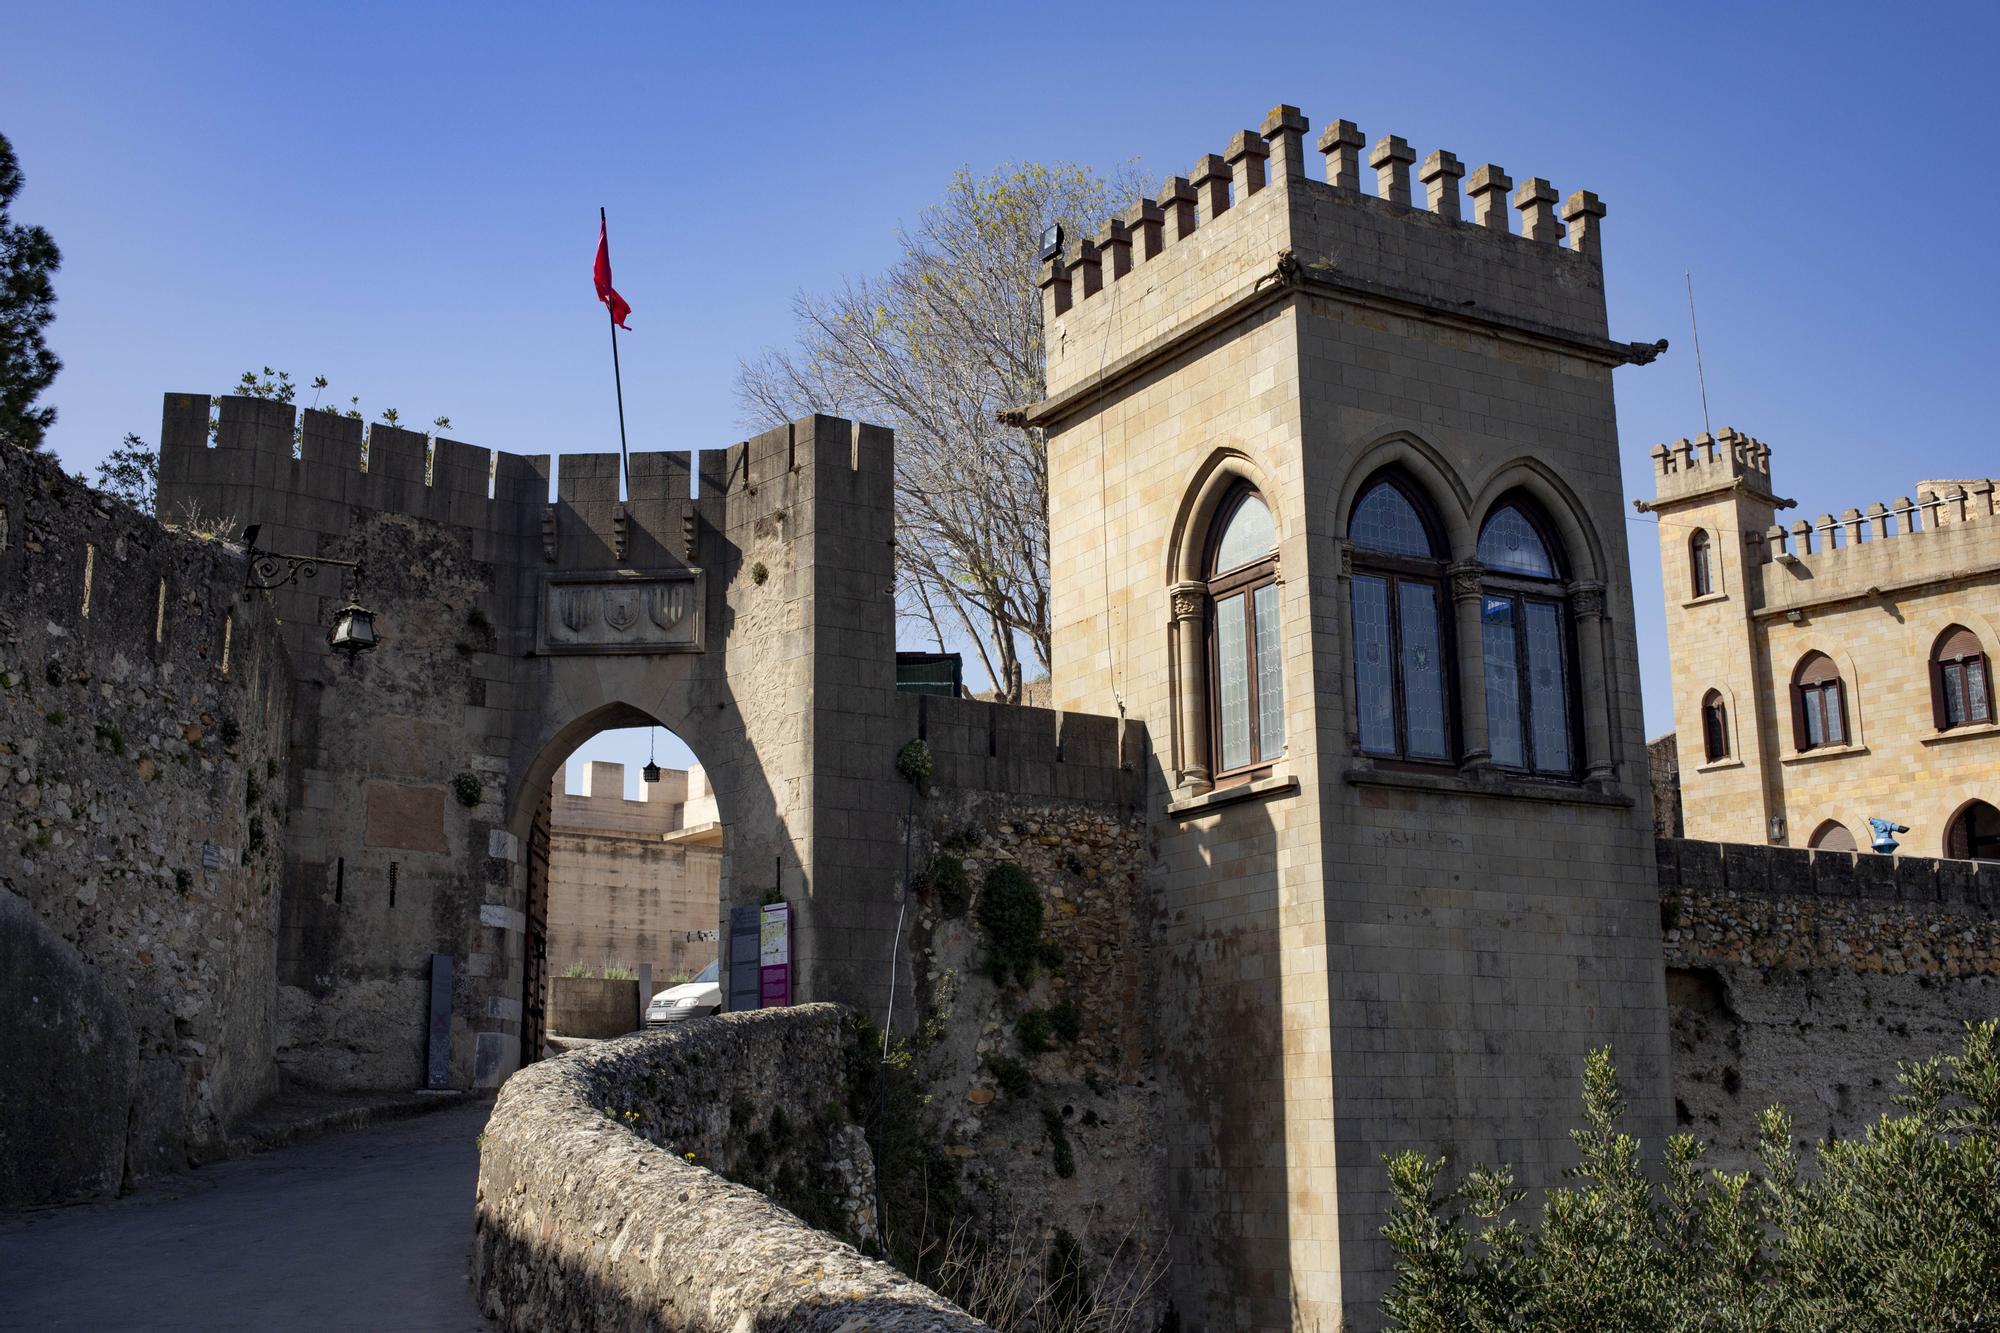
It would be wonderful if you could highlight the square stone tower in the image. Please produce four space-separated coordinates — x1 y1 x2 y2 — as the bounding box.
1022 106 1674 1329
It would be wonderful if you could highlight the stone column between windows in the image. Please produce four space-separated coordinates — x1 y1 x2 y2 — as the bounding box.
1570 580 1617 784
1447 561 1491 772
1170 580 1212 790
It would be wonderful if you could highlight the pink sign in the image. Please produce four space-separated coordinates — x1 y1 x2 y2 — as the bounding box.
758 902 792 1007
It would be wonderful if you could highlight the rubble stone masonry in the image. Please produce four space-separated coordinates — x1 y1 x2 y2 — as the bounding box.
0 443 293 1204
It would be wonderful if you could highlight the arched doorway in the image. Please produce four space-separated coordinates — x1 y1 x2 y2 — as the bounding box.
511 711 730 1067
1944 799 2000 861
1808 819 1857 853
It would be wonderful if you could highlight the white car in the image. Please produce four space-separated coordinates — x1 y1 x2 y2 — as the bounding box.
645 960 721 1025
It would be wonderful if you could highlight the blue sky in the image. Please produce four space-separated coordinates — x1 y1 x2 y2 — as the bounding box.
8 1 1996 794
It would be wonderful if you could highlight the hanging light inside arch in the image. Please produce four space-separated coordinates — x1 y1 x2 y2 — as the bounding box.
642 727 662 786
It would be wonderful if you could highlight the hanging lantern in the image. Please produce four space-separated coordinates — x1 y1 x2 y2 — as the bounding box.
327 602 380 658
642 727 661 784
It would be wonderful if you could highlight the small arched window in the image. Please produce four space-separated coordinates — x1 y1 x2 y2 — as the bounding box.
1349 477 1452 764
1478 500 1574 776
1689 528 1713 597
1700 689 1729 762
1206 488 1283 776
1945 800 2000 860
1808 819 1857 853
1931 626 1992 729
1791 652 1849 751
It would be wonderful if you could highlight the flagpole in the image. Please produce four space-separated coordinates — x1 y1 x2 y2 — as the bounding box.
602 206 631 500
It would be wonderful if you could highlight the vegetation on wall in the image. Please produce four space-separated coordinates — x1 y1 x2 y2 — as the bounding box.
1382 1019 2000 1332
977 862 1060 987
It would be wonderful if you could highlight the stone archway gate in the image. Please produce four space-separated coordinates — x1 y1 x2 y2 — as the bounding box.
159 396 908 1090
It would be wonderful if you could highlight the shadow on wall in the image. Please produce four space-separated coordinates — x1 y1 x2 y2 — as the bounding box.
1155 794 1293 1330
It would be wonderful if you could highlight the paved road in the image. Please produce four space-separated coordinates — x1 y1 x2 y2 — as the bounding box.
0 1100 493 1331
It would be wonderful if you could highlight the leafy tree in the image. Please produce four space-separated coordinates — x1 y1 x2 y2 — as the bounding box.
96 433 159 512
0 132 62 450
738 162 1136 702
1381 1019 2000 1331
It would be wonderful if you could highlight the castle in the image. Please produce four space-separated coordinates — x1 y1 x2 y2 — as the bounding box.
1638 433 1998 859
2 100 1758 1331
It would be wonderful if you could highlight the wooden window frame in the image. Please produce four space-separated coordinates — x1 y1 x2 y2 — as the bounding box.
1690 528 1713 598
1930 626 1993 730
1701 690 1729 762
1205 488 1282 785
1791 654 1849 751
1349 476 1456 770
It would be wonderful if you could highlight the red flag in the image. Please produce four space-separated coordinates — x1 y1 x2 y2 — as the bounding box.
593 217 631 330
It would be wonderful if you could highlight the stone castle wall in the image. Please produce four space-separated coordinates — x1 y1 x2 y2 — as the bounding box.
546 760 721 984
0 443 294 1204
1656 836 2000 1166
899 783 1167 1324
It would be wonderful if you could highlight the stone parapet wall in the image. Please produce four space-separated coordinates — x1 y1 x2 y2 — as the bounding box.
0 443 294 1204
1656 836 2000 1167
474 1005 982 1332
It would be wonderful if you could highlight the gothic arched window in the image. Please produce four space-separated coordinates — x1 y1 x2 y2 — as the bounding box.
1690 528 1713 597
1701 689 1729 762
1478 500 1574 777
1791 652 1848 751
1206 488 1283 776
1349 476 1452 763
1931 625 1992 729
1945 799 2000 861
1809 819 1857 853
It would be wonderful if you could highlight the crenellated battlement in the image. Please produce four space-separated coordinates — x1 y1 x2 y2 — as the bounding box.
157 394 893 569
1038 104 1630 404
1645 426 1781 507
1761 479 1999 565
1043 104 1607 324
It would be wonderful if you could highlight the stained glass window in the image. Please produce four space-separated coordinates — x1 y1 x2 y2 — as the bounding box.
1352 483 1435 558
1479 500 1574 776
1349 475 1453 763
1353 576 1396 756
1478 506 1555 577
1213 494 1276 574
1202 486 1284 776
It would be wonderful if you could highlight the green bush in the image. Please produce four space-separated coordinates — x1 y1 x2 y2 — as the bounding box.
1382 1019 2000 1332
559 963 593 979
1048 1002 1081 1044
919 853 970 918
977 863 1045 987
1016 1008 1054 1054
601 965 635 980
451 770 484 807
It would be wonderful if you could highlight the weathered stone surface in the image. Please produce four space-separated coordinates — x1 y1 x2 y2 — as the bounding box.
1660 836 2000 1166
474 1004 981 1331
0 443 291 1202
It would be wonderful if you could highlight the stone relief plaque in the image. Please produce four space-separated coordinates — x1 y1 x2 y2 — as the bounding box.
536 570 704 654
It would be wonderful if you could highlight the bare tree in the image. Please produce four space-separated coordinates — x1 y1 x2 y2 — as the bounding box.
738 162 1135 702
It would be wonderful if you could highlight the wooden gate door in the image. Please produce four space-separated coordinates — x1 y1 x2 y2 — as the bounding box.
520 785 552 1067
